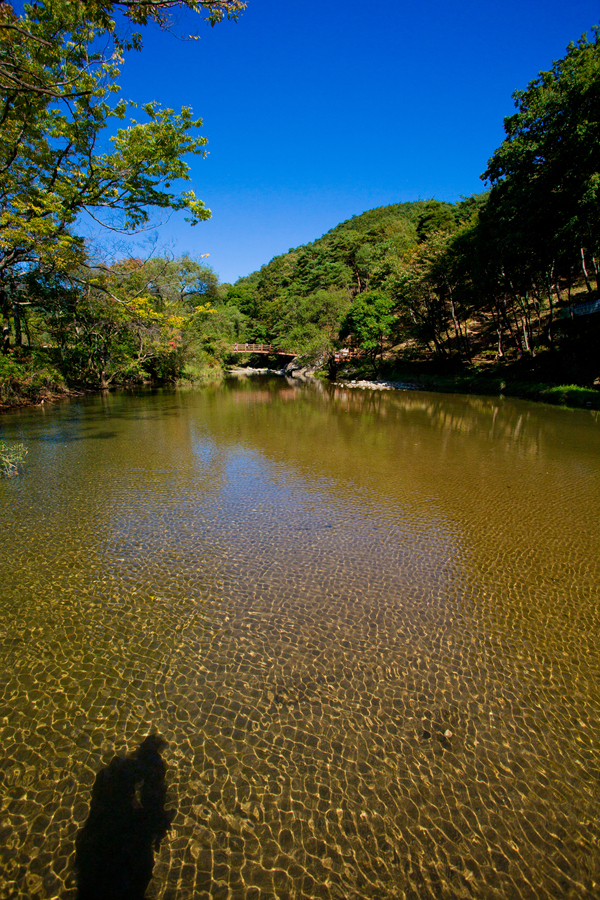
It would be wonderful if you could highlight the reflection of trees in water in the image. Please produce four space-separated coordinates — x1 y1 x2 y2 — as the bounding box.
230 386 301 405
75 735 173 900
327 387 542 444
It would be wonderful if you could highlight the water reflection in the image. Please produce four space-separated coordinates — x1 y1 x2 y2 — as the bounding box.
0 381 599 899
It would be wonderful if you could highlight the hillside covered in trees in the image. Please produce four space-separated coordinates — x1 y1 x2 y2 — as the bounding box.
1 12 599 406
223 27 600 395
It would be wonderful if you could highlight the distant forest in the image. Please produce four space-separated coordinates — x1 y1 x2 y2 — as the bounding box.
1 12 599 404
226 28 600 388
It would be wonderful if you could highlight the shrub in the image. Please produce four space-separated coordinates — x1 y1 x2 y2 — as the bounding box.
0 440 27 476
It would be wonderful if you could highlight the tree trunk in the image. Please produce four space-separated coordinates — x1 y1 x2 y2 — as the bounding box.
520 314 530 353
531 284 543 339
502 293 521 351
517 294 533 354
0 285 9 354
448 289 469 357
580 247 593 293
545 273 555 346
354 267 363 294
448 295 459 340
591 254 599 290
489 300 504 358
12 299 21 347
21 310 32 348
499 268 521 350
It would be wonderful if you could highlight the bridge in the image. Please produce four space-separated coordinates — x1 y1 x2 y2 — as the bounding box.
230 343 299 360
230 344 359 361
560 298 600 318
231 342 282 353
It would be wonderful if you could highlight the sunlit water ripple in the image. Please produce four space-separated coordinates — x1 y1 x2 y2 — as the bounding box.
0 379 599 899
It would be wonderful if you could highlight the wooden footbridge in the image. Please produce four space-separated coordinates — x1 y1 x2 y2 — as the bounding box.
231 343 297 358
230 344 360 362
232 342 276 353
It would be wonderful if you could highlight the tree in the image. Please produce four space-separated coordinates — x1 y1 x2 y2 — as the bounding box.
483 27 600 293
0 2 246 101
0 0 246 347
0 5 214 265
415 200 457 243
26 254 219 386
341 291 396 375
272 288 351 360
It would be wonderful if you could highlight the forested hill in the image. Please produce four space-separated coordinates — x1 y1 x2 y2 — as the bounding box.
223 195 489 361
1 15 599 407
219 28 600 390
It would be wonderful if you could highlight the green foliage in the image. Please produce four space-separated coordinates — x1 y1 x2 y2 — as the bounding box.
1 16 598 399
0 2 246 100
416 200 458 243
0 0 253 396
0 349 65 403
231 197 484 366
2 254 222 388
0 352 25 402
482 27 600 287
0 438 27 476
0 0 248 280
184 300 247 367
225 30 600 383
341 292 396 374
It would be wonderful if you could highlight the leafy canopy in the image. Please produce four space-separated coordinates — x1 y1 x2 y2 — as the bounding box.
0 0 245 278
483 27 600 270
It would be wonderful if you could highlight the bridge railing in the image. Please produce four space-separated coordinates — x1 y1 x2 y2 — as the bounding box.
560 298 600 318
231 343 275 353
230 344 360 359
333 348 360 361
230 343 301 354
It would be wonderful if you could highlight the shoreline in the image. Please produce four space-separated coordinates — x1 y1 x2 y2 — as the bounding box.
0 385 82 415
332 375 600 410
334 378 419 392
2 368 599 414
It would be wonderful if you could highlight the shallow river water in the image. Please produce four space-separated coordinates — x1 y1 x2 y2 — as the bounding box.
0 377 599 900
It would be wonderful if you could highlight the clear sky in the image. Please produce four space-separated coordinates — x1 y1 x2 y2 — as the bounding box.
88 0 599 284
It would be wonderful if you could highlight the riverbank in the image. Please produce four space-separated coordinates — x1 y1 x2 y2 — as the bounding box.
334 372 600 409
0 382 79 412
2 357 599 413
0 355 228 413
227 366 286 377
411 371 600 409
332 351 600 410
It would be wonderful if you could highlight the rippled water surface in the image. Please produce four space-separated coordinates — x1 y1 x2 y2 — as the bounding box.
1 378 599 899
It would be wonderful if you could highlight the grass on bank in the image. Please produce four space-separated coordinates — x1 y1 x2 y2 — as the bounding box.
333 354 600 410
412 373 600 409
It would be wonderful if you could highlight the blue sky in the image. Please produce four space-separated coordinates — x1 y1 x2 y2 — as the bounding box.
90 0 599 283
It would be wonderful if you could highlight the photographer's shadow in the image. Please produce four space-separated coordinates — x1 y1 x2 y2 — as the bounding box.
75 734 174 900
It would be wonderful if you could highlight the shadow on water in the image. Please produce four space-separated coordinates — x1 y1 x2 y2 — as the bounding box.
28 430 120 443
75 735 174 900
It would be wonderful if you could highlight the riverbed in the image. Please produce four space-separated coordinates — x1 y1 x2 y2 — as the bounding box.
0 378 599 899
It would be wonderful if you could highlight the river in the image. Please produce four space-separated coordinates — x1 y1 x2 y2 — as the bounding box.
0 377 599 899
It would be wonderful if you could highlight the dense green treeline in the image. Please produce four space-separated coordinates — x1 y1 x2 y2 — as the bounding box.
223 196 488 367
1 12 599 406
0 253 249 403
221 29 600 387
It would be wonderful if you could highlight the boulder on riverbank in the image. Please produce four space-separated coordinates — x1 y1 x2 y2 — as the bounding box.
337 378 419 392
227 366 285 377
